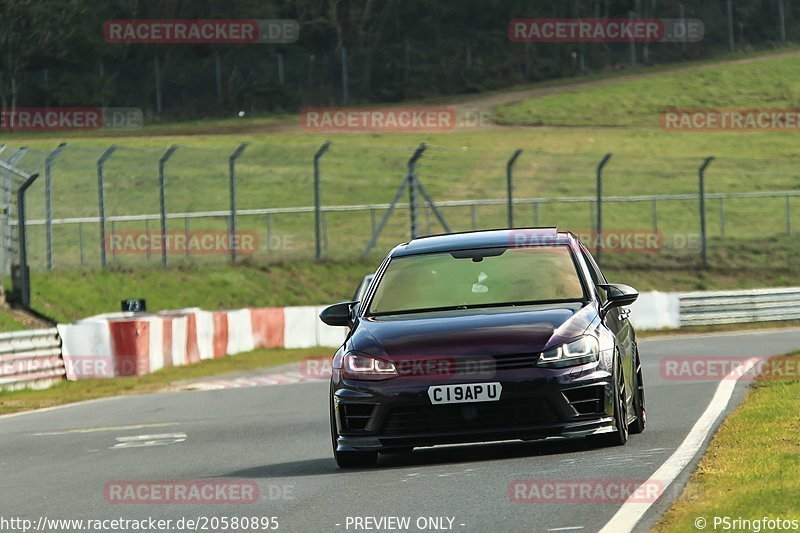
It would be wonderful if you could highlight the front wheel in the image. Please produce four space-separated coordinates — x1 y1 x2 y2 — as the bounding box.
330 386 378 468
628 351 646 435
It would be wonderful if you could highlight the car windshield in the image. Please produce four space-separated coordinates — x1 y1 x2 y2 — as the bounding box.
367 245 585 316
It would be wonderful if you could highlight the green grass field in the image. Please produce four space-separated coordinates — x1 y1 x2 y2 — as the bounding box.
496 54 800 127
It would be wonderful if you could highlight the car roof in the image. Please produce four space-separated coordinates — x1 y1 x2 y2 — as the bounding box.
390 227 575 257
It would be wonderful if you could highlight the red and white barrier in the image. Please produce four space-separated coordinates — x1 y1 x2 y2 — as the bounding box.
57 306 346 380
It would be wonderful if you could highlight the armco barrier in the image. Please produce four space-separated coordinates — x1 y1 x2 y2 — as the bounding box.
678 287 800 326
0 328 63 391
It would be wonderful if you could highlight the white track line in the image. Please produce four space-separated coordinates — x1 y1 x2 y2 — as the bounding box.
599 357 760 533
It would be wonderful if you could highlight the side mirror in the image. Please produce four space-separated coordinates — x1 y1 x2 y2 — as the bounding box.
319 301 356 327
598 283 639 318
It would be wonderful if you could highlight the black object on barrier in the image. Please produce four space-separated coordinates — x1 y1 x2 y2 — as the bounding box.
121 299 147 313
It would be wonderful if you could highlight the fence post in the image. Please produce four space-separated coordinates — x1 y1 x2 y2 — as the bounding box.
16 172 39 308
719 197 726 238
44 143 67 270
698 156 715 268
313 141 331 261
363 143 427 256
786 194 792 234
228 143 248 264
97 145 117 268
158 145 178 266
595 153 612 263
408 144 426 239
506 149 522 228
4 147 28 276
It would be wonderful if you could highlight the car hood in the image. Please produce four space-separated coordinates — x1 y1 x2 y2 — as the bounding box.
349 302 598 359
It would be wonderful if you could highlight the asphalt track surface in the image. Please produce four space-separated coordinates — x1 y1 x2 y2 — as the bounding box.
2 328 799 533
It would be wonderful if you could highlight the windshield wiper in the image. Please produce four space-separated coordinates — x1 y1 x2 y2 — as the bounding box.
369 298 583 317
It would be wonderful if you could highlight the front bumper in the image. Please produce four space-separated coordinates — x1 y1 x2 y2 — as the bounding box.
332 362 615 452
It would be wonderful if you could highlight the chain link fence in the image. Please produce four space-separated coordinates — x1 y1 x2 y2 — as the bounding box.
0 141 798 271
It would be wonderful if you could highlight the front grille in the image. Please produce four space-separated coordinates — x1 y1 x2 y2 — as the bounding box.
492 353 541 370
340 403 376 431
381 397 560 435
391 354 543 377
563 385 605 415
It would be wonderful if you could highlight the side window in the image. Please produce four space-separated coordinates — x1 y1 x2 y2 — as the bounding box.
579 245 607 302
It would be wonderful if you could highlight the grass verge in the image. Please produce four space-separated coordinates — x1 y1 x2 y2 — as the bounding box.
0 346 329 416
655 352 800 531
28 260 377 324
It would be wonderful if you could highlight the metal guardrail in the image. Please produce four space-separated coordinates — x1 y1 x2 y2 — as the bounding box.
0 328 63 391
679 287 800 326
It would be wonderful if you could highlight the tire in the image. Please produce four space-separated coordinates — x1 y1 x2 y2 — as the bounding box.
628 351 646 435
329 385 378 468
595 352 629 447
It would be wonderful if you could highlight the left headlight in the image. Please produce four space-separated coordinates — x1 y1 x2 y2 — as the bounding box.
539 335 600 367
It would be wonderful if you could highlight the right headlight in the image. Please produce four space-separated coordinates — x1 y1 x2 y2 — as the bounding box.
539 335 600 367
342 352 398 380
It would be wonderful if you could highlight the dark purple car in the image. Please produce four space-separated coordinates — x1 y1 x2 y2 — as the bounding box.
320 228 646 468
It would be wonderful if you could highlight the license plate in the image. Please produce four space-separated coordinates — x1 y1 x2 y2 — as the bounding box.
427 382 502 405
